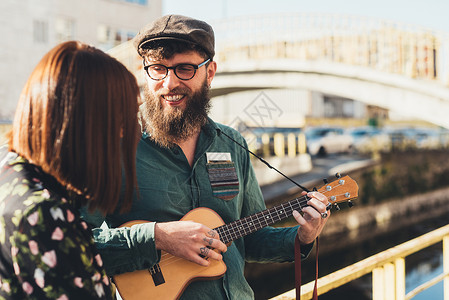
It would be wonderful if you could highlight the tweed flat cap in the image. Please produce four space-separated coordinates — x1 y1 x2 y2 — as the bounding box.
133 14 215 59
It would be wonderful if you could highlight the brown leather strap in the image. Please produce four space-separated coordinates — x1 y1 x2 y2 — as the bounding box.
295 234 302 300
295 236 319 300
313 237 319 300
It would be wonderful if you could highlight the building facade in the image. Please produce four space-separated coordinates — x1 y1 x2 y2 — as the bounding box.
0 0 162 120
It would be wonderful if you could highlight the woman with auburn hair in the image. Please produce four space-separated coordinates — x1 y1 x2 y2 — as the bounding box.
0 41 140 299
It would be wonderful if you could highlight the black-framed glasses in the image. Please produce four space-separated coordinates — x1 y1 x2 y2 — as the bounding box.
143 58 210 81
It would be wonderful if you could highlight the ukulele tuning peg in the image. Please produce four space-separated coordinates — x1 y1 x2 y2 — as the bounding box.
334 203 341 211
313 187 317 191
323 178 329 184
348 200 354 208
335 172 341 179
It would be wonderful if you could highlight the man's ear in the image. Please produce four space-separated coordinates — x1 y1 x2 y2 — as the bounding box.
206 61 217 86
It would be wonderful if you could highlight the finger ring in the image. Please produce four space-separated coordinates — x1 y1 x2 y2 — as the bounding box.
321 212 328 219
200 247 210 257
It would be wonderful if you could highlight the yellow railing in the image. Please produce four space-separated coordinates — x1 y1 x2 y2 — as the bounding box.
247 132 307 157
271 224 449 300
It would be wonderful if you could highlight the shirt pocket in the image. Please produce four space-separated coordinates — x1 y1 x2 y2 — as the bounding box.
206 161 240 201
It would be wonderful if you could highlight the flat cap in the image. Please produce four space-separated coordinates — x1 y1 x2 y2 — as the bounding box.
133 14 215 59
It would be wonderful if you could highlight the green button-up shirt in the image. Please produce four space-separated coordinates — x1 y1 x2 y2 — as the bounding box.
82 118 312 300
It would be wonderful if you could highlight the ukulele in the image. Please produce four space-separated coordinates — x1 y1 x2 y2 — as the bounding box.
113 175 358 299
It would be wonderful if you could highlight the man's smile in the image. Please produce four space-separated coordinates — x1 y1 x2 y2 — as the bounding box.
163 94 185 106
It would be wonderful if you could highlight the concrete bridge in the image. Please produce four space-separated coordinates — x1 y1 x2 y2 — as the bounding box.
109 13 449 129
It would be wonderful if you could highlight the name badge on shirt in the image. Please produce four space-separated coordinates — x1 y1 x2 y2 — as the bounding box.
205 152 239 201
206 152 232 163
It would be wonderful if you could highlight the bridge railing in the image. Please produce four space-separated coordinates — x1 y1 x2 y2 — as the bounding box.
108 14 449 88
212 13 449 86
245 132 307 158
271 224 449 300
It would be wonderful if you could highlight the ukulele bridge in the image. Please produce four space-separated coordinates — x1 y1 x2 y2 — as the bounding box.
149 264 165 286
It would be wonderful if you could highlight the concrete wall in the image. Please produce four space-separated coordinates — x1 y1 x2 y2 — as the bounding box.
0 0 162 120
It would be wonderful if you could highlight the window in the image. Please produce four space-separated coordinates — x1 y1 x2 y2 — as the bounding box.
33 20 48 43
127 31 136 41
55 17 76 43
97 25 136 50
97 25 111 44
323 96 355 118
115 29 123 46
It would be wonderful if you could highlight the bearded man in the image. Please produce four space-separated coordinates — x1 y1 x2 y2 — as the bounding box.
82 15 330 300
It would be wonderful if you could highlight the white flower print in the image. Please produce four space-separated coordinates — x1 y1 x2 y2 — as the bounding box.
22 281 33 295
28 240 39 255
27 211 39 226
103 276 110 286
95 254 103 267
66 209 75 222
51 227 64 241
74 277 84 288
42 250 57 268
13 262 20 275
41 189 50 199
10 246 19 257
81 221 88 230
50 207 65 221
2 281 11 293
34 268 45 288
95 283 105 297
91 272 101 282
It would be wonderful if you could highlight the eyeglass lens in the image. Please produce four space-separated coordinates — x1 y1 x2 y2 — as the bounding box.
148 64 196 80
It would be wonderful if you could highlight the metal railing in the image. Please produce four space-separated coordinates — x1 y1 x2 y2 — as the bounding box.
212 13 449 86
109 13 449 88
271 224 449 300
246 132 307 158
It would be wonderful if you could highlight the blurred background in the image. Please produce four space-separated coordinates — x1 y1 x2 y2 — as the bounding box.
1 1 449 299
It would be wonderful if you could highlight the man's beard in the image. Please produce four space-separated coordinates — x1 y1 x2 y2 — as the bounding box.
141 80 211 148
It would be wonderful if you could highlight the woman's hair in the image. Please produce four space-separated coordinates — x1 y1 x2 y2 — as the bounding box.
9 41 139 214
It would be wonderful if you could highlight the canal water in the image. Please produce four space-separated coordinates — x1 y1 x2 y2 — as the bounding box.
246 210 449 299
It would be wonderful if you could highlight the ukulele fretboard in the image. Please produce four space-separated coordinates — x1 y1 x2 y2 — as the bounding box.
215 196 307 244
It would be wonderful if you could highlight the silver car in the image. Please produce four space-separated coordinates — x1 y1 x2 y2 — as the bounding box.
306 126 354 156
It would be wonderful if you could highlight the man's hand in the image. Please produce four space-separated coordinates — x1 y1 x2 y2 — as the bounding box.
154 221 227 266
292 191 330 245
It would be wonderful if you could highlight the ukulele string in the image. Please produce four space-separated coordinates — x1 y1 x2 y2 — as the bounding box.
217 184 348 243
156 195 313 263
155 183 348 268
155 196 314 263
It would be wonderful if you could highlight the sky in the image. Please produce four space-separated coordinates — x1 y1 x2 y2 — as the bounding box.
163 0 449 32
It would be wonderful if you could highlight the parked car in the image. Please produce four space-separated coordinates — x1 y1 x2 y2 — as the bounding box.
347 126 391 153
409 128 442 149
384 127 445 150
305 126 353 156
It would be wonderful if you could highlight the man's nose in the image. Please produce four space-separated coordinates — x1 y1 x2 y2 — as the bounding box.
162 69 180 89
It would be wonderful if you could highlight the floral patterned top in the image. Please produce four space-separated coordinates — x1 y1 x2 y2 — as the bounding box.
0 148 113 299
